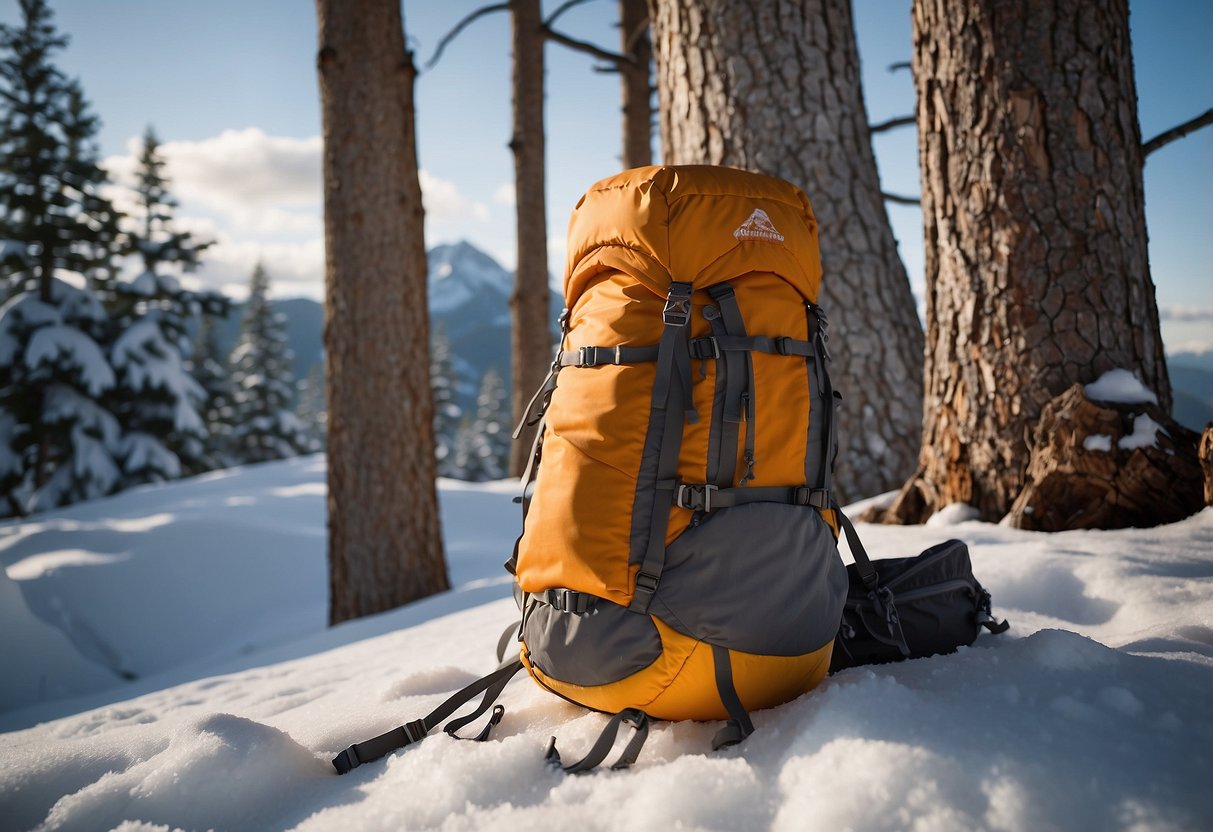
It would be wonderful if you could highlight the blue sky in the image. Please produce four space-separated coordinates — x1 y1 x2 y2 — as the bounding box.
3 0 1210 351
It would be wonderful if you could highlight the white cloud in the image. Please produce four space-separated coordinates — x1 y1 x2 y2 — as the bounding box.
418 170 489 222
1158 305 1213 322
492 183 516 206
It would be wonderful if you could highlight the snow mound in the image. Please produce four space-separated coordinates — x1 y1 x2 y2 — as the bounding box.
1120 413 1167 450
926 502 982 526
1085 369 1159 405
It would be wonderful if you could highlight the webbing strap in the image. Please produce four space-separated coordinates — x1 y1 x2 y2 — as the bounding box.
545 708 650 774
495 619 520 664
832 500 879 591
558 344 660 367
692 334 814 359
331 659 524 775
709 283 750 488
808 304 836 493
710 644 754 750
675 483 831 512
629 283 693 614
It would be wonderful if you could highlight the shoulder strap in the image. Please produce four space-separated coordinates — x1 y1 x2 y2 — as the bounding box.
332 658 524 774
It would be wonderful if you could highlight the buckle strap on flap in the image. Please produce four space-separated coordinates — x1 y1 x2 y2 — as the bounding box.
541 588 595 614
674 483 831 512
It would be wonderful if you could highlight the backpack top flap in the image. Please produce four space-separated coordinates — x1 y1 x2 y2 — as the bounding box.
564 165 824 308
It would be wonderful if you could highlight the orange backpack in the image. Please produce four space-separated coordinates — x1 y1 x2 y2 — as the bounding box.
332 165 870 777
508 165 854 767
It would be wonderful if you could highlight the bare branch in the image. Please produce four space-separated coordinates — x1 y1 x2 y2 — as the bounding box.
888 61 911 73
882 191 921 206
870 115 915 135
426 3 509 70
544 25 634 66
1143 108 1213 158
622 16 650 53
544 0 599 28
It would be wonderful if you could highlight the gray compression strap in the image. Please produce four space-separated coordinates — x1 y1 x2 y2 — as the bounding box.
708 283 749 488
332 659 525 775
832 500 879 591
710 644 754 750
629 282 693 614
545 708 651 773
559 344 660 367
693 334 814 358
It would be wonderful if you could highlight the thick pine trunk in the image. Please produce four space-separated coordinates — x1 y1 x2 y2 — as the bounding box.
648 0 925 502
316 0 448 625
887 0 1171 524
509 0 553 477
620 0 653 168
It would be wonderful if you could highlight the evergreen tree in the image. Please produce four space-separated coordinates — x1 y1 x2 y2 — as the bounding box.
430 323 462 477
126 127 212 275
229 263 310 462
453 367 509 481
104 127 224 483
189 312 237 471
0 0 126 515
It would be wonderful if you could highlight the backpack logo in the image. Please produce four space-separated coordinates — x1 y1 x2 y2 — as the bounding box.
733 208 785 243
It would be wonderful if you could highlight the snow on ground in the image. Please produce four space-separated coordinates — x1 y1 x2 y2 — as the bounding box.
1 457 1211 831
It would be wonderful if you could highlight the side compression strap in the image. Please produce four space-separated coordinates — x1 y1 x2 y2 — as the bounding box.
712 285 757 487
545 708 650 774
332 659 525 775
832 500 879 592
710 644 754 750
629 282 694 614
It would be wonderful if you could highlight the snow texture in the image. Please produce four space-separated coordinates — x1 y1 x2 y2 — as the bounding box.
1084 434 1114 452
1 459 1211 831
1119 414 1167 451
925 501 982 526
24 325 115 397
1084 369 1159 405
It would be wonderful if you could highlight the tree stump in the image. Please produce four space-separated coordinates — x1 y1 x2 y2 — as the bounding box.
1004 384 1203 531
1200 424 1213 507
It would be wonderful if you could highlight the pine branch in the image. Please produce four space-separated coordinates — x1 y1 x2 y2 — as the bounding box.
870 115 915 135
888 61 912 73
426 3 510 70
1142 109 1213 158
882 191 921 206
543 25 633 65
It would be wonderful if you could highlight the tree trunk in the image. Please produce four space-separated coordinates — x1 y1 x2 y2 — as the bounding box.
648 0 924 503
509 0 553 477
316 0 448 625
886 0 1171 524
620 0 653 168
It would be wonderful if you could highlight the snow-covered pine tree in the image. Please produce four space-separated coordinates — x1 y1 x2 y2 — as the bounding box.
430 323 462 477
189 313 237 470
0 0 127 516
105 127 224 483
453 367 508 481
229 263 310 463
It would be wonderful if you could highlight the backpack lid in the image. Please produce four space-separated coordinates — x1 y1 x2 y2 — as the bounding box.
564 165 824 308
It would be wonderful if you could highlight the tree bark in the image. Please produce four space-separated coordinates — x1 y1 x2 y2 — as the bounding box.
648 0 925 502
316 0 448 625
620 0 653 168
509 0 553 477
886 0 1171 524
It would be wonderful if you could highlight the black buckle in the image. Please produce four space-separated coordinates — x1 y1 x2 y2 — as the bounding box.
663 282 692 326
691 337 720 360
634 571 660 594
663 297 690 326
774 336 791 355
676 483 717 511
403 719 428 744
795 487 830 509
